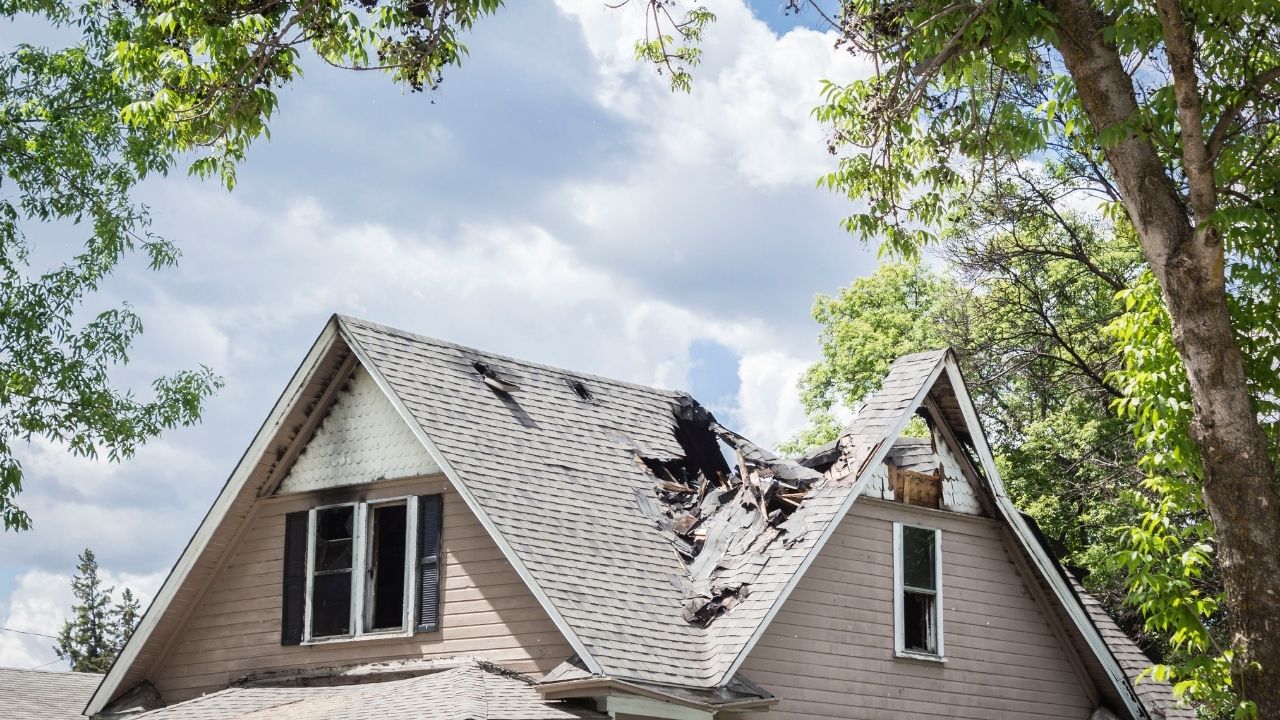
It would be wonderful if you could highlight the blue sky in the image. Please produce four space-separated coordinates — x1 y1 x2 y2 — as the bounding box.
0 0 875 669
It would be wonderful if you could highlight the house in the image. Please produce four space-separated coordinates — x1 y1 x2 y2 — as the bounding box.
78 315 1191 719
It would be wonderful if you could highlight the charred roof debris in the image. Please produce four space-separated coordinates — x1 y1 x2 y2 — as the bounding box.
633 396 823 627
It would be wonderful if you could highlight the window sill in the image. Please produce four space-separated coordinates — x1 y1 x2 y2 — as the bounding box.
895 650 947 664
302 629 414 646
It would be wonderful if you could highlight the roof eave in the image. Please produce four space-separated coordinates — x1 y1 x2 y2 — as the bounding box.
86 317 345 716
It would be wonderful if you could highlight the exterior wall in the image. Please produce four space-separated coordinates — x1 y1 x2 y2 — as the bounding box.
739 498 1098 720
278 366 440 494
150 474 573 702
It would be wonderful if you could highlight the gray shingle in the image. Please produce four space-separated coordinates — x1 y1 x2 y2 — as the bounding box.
0 667 101 720
130 660 605 720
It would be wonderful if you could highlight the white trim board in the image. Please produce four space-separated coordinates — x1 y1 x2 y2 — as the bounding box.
893 521 945 661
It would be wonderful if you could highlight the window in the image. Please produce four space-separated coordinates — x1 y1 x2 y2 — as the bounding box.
278 494 443 645
893 522 943 659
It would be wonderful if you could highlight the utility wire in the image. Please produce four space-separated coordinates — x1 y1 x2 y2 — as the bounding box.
1 626 58 640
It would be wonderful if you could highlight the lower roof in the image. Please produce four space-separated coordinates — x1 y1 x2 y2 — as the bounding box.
0 667 103 720
129 659 606 720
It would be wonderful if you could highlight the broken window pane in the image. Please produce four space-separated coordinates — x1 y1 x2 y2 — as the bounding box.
902 590 936 653
315 506 354 572
902 526 935 591
367 503 408 631
311 505 354 637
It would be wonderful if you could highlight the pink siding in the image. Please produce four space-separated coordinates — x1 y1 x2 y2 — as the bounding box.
739 498 1098 720
150 475 572 702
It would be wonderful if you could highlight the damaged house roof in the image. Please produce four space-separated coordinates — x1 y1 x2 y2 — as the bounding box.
88 316 1189 719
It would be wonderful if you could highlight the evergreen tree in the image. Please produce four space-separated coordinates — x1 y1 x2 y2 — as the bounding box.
111 588 141 653
54 549 116 673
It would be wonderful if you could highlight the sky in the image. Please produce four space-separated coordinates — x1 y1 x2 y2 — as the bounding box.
0 0 878 670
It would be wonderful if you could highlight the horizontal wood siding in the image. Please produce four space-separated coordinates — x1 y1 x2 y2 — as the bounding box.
151 475 572 702
739 499 1097 720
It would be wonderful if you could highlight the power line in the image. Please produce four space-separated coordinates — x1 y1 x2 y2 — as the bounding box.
25 657 64 671
1 626 58 640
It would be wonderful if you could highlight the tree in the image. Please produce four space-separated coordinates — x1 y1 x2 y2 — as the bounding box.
53 549 143 672
112 587 141 651
55 549 115 673
637 0 1280 713
1 0 503 530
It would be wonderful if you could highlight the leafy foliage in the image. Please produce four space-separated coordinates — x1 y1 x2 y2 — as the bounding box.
1110 272 1243 717
54 549 141 673
1 0 501 530
796 261 950 419
629 2 716 93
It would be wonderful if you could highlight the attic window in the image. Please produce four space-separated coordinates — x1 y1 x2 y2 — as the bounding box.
568 379 595 403
283 494 444 645
894 523 944 660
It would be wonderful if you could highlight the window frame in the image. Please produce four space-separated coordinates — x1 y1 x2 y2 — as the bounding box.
302 495 419 644
892 521 945 662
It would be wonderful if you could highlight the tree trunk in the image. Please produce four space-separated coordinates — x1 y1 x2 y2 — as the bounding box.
1046 0 1280 713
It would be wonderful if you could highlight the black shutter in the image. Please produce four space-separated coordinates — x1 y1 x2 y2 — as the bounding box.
417 494 443 633
281 511 308 645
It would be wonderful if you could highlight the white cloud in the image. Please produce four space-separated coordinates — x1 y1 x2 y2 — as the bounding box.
734 350 812 448
0 570 71 670
554 0 871 187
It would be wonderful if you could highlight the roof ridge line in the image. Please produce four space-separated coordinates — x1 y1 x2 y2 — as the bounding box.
335 315 687 399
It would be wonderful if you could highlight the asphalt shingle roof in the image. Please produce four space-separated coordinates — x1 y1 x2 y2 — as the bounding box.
0 667 101 720
131 660 606 720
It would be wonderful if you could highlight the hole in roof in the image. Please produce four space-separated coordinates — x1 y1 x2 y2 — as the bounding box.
472 361 520 394
568 379 595 403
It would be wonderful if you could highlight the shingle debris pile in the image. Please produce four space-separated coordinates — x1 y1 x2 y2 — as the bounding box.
631 395 823 626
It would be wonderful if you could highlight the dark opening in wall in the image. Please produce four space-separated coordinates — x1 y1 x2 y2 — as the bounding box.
312 506 354 637
369 503 408 630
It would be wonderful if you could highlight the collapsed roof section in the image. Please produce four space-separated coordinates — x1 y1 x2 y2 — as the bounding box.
632 396 822 626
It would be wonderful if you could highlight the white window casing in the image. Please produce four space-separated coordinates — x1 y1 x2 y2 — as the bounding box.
302 495 419 643
893 521 945 662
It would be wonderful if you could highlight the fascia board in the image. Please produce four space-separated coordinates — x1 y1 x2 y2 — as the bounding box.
941 355 1146 719
86 320 342 715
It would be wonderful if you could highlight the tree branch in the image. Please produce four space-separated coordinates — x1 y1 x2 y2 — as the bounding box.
1155 0 1216 219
